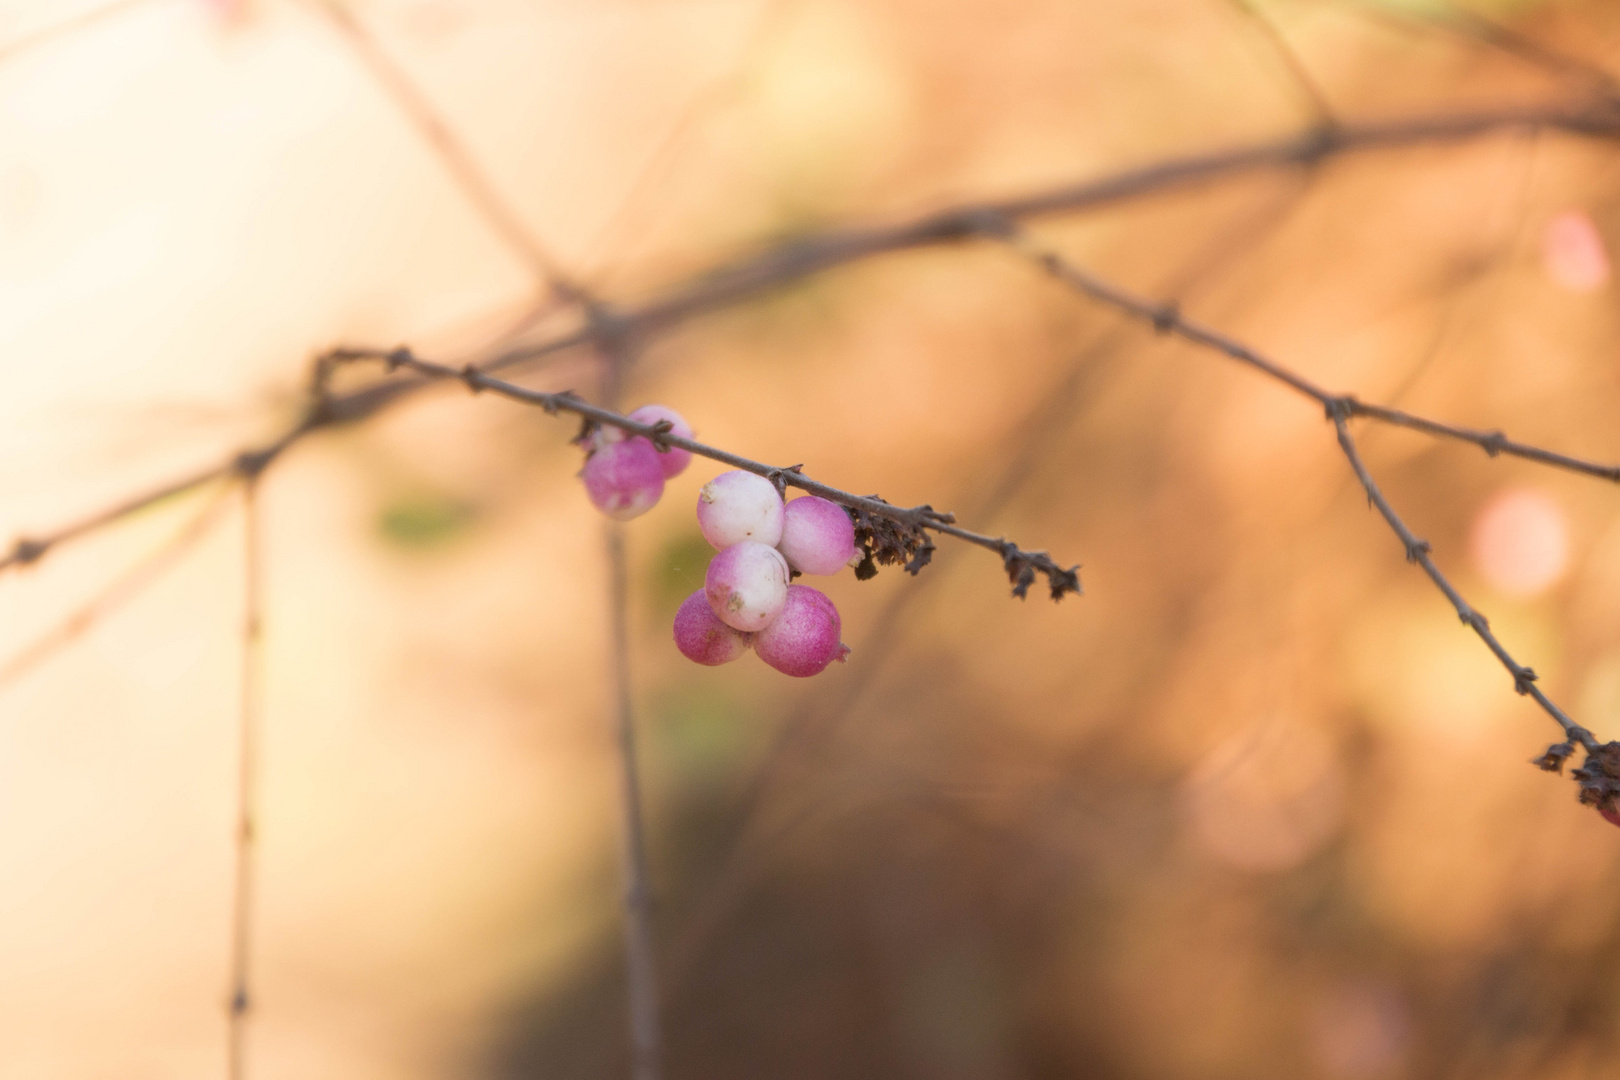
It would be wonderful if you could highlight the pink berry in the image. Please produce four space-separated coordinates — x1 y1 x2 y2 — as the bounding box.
581 438 665 521
704 541 789 632
754 585 849 677
697 471 784 549
673 589 752 665
778 496 857 575
1602 806 1620 829
626 405 694 479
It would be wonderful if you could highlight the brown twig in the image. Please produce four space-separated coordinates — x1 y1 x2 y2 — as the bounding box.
331 346 1083 600
987 223 1617 803
0 482 236 690
306 0 582 301
10 100 1620 582
226 478 263 1080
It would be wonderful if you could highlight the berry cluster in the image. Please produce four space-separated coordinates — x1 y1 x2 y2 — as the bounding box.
577 405 853 677
681 472 854 676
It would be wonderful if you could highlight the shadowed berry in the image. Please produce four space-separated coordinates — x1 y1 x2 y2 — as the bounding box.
673 589 752 665
754 584 849 677
581 438 665 521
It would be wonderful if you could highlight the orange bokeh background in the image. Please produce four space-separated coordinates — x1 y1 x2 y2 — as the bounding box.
4 1 1620 1077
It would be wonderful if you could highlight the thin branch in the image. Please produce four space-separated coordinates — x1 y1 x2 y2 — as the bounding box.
1337 0 1620 100
306 0 581 299
327 346 1083 599
0 482 236 690
10 98 1620 581
1328 410 1597 751
605 524 663 1080
595 326 664 1080
992 225 1620 483
986 224 1609 768
227 477 264 1080
1223 0 1339 127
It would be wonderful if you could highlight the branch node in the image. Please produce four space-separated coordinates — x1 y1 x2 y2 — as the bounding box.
960 208 1017 240
1294 122 1343 164
10 537 47 565
234 448 276 479
765 466 803 500
386 346 414 373
1481 430 1507 457
646 419 676 453
460 364 485 393
543 389 580 416
1151 301 1180 334
1324 395 1358 422
1404 538 1431 563
1513 666 1539 694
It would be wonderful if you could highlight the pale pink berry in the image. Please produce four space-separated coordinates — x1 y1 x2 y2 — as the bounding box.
673 589 752 665
754 585 849 677
581 438 665 521
627 405 694 479
778 496 857 575
697 471 784 549
704 541 789 632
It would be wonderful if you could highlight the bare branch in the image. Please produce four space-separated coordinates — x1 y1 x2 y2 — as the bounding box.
1223 0 1339 127
307 0 582 300
332 347 1083 600
985 224 1613 795
992 225 1620 483
227 478 264 1080
0 484 237 691
9 99 1620 581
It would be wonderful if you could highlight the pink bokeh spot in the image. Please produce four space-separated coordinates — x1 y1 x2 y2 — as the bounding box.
1469 488 1569 598
1542 211 1610 293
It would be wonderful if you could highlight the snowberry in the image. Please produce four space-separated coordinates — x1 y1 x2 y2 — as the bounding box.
626 405 694 478
705 540 789 632
754 584 849 677
778 496 857 575
581 438 665 521
697 471 784 549
673 589 752 665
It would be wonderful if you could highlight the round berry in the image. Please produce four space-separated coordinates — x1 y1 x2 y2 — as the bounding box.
626 404 694 479
1602 806 1620 829
697 471 784 549
778 496 857 575
754 584 849 677
581 438 665 521
704 541 789 632
673 589 752 665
